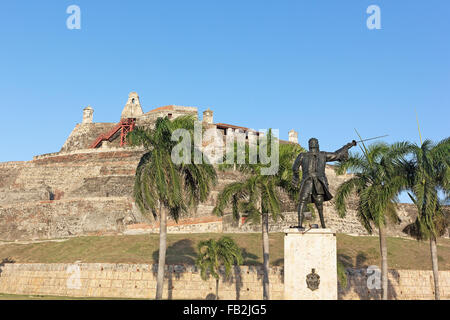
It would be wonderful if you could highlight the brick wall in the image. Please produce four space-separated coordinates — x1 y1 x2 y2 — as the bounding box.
0 263 448 300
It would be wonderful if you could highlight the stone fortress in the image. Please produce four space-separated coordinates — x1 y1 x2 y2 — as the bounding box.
0 92 427 241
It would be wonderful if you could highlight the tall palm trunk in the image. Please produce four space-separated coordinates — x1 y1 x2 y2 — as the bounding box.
378 224 388 300
261 212 270 300
156 206 167 300
430 236 440 300
215 278 220 300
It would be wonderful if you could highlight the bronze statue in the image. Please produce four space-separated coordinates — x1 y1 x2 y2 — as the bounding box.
291 138 356 229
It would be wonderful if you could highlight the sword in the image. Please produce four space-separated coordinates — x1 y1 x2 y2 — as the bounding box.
355 134 389 143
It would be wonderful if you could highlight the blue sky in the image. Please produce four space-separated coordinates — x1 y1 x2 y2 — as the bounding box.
0 0 449 163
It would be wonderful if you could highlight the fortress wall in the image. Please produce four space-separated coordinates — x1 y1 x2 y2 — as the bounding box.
0 150 254 240
121 202 419 237
339 268 450 300
0 150 145 240
137 107 198 127
0 148 425 241
60 123 118 153
222 204 420 237
0 197 140 241
0 150 144 205
0 263 448 300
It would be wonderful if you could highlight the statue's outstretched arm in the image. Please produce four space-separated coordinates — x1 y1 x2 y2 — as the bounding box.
326 140 357 162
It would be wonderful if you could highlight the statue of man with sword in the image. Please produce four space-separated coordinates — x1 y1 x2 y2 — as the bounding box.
291 135 387 229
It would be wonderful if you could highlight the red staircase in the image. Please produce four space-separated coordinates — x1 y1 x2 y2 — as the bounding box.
89 118 136 149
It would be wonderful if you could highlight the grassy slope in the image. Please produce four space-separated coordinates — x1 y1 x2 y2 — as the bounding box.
0 233 449 270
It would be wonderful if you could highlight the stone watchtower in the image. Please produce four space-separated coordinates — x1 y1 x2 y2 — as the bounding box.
82 106 94 124
289 129 299 144
203 108 214 125
121 92 144 119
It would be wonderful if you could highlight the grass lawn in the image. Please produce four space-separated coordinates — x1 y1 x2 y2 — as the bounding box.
0 233 449 270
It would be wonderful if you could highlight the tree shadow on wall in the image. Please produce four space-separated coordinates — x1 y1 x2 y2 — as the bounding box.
199 248 260 300
338 252 399 300
241 249 259 266
224 264 270 300
230 249 264 300
151 240 197 300
0 257 15 276
272 258 284 266
225 249 285 300
220 265 245 300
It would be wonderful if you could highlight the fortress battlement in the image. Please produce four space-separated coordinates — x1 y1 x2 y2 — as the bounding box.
0 92 433 241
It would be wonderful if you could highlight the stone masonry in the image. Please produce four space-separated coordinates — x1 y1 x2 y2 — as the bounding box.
0 145 425 240
0 92 443 241
0 263 448 300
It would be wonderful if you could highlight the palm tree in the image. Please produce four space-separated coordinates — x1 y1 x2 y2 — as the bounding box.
213 131 302 300
334 141 412 300
402 137 449 300
196 236 244 300
128 116 217 300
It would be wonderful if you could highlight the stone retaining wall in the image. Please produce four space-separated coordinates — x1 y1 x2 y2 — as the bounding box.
0 263 448 300
339 268 450 300
0 263 284 300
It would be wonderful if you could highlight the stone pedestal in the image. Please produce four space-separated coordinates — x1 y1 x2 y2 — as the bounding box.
284 228 337 300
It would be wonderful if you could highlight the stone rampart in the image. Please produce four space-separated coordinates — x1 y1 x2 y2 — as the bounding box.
0 263 448 300
0 197 138 240
0 148 435 241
